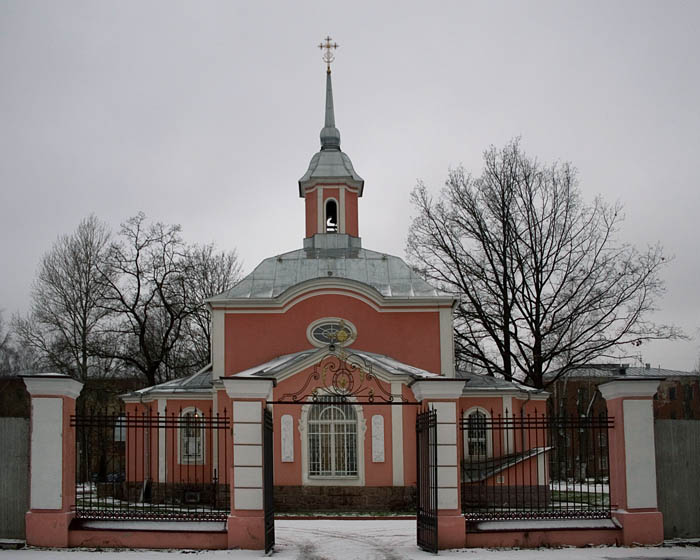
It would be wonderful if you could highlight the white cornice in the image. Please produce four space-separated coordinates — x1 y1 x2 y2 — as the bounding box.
121 391 213 403
599 379 661 400
302 183 361 195
222 378 275 400
23 374 83 399
230 347 418 387
210 278 455 313
411 379 466 401
461 389 550 400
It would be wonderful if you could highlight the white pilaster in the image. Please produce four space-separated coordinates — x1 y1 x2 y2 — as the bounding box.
339 187 346 234
317 187 323 233
158 399 166 483
502 395 514 453
211 309 225 380
439 307 455 377
211 393 218 479
391 382 404 485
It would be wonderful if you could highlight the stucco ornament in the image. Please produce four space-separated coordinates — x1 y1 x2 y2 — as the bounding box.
371 414 385 462
280 350 406 404
281 414 294 462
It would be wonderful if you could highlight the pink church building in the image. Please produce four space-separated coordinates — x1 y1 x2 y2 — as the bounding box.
120 58 547 516
23 44 665 552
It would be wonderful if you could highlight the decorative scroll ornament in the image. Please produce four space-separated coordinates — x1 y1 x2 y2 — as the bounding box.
279 349 406 404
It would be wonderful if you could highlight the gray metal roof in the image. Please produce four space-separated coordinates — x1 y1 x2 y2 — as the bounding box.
233 348 440 380
209 243 450 301
456 371 542 394
543 364 699 381
122 365 213 399
299 149 364 193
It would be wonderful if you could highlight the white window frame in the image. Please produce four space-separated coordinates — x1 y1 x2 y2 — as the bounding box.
463 407 492 460
178 407 206 465
299 394 366 486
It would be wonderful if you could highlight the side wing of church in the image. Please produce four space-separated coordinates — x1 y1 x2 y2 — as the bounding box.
121 58 546 512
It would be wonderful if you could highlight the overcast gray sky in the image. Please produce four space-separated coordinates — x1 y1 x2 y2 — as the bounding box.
1 1 698 371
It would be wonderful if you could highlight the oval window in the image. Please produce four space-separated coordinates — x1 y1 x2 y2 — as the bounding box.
307 318 356 348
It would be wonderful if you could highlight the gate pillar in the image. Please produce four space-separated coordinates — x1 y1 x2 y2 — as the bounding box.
600 378 664 545
222 377 274 550
22 373 83 547
412 379 466 550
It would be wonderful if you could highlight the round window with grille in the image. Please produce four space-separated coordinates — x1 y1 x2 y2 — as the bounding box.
307 318 357 348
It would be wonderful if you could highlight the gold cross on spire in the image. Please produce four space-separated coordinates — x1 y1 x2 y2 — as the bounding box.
318 35 338 73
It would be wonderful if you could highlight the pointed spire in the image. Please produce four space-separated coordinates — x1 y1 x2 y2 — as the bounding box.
318 36 341 151
324 70 336 129
320 70 341 150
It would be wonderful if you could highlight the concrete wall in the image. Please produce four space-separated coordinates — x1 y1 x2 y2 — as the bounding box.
655 419 700 538
0 418 29 539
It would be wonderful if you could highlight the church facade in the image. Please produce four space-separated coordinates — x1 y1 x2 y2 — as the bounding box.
21 44 667 552
121 58 547 513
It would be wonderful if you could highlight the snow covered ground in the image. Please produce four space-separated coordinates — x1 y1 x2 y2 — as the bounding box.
2 519 699 559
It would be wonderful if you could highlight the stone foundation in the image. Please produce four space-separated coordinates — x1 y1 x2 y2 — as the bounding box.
274 485 416 513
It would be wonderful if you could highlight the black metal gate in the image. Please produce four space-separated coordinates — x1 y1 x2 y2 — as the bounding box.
416 409 438 553
263 407 275 554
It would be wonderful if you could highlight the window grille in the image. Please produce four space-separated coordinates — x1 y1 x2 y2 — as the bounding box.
308 397 358 477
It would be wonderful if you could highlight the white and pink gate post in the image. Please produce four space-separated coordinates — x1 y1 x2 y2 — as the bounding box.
23 373 84 547
599 378 664 545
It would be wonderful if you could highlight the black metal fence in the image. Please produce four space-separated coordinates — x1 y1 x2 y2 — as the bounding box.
460 411 612 521
416 409 438 553
71 408 231 521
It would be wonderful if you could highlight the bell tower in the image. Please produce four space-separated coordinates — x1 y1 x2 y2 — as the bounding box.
299 37 364 246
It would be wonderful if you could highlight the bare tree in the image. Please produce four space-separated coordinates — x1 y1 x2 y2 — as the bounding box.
0 310 35 375
181 244 242 367
408 139 681 388
97 213 194 386
13 215 115 382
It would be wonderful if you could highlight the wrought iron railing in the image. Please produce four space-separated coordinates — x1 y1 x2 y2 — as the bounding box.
71 407 231 521
460 411 613 521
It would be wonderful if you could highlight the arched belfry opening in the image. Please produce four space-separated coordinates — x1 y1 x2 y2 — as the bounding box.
325 199 338 232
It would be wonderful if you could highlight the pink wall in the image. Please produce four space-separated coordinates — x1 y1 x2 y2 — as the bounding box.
272 366 409 486
305 191 317 238
125 399 217 484
345 191 358 236
222 292 443 375
303 184 360 237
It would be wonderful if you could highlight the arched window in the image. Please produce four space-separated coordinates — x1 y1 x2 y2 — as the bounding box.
308 397 357 477
464 409 490 459
180 408 205 465
325 199 338 232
